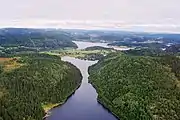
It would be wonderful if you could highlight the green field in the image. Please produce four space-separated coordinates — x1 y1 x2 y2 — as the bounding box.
42 48 116 60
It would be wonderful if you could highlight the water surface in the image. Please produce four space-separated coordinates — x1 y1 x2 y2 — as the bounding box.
46 57 118 120
73 41 133 50
46 41 119 120
73 41 109 50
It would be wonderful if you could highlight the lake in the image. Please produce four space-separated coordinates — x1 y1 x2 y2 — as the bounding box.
73 41 133 51
73 41 109 50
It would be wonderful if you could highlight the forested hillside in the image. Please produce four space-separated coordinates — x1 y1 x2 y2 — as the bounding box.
89 54 180 120
0 28 77 56
0 54 82 120
124 48 180 80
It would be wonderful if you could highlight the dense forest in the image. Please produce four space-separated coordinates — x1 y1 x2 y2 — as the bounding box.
0 54 82 120
124 48 180 80
123 48 165 56
89 54 180 120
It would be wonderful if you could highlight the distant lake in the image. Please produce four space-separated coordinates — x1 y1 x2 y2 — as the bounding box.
73 41 133 51
73 41 109 49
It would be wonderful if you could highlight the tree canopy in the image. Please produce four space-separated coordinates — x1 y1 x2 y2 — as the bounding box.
0 54 82 120
89 54 180 120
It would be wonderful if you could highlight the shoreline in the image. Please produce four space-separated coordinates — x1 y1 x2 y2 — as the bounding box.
43 82 82 119
97 98 120 120
88 81 120 120
43 61 83 119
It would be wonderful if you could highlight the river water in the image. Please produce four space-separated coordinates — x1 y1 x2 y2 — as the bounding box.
46 42 118 120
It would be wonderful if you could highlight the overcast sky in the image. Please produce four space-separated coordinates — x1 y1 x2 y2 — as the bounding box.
0 0 180 33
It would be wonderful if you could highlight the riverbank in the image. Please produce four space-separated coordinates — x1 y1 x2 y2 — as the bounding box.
88 81 120 120
43 82 82 119
43 61 83 119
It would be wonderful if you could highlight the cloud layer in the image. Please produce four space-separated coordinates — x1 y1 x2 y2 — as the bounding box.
0 0 180 33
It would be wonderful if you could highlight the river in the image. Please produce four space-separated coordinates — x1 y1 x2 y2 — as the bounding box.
46 41 118 120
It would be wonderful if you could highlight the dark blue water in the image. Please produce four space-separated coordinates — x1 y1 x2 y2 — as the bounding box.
46 57 118 120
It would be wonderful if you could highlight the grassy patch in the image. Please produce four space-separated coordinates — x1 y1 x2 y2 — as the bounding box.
0 58 12 63
3 58 25 72
42 103 61 113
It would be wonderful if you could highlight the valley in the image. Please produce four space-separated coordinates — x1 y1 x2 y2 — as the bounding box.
0 28 180 120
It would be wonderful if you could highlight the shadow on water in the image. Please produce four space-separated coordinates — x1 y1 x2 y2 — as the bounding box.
46 57 118 120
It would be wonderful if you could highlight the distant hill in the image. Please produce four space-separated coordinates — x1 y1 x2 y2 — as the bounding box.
0 28 77 50
165 44 180 54
123 45 180 57
65 29 180 43
123 48 166 56
65 29 180 50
